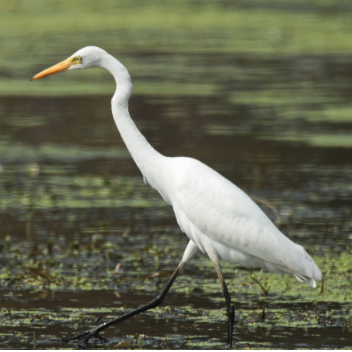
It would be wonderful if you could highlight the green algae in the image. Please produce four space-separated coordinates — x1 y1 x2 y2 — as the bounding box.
0 143 129 163
260 132 352 148
1 233 352 348
0 168 166 210
1 1 352 349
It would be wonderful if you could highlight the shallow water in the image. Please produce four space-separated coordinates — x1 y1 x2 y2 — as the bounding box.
1 86 352 349
1 0 352 349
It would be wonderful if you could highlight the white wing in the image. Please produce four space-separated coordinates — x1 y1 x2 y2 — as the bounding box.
168 157 322 287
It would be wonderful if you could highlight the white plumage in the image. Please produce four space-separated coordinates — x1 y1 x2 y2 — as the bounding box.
31 46 322 348
170 157 321 287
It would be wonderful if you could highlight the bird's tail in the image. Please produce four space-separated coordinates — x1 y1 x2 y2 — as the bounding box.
292 272 318 288
289 245 322 288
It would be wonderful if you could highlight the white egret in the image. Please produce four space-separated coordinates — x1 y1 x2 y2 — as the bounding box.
32 46 322 349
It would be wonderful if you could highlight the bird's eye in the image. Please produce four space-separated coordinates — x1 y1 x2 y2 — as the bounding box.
76 57 82 62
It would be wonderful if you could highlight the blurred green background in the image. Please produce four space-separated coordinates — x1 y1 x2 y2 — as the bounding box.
1 0 352 349
1 0 352 96
2 0 352 145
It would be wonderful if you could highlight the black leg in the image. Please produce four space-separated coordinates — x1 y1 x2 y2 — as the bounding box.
214 263 235 349
63 261 185 348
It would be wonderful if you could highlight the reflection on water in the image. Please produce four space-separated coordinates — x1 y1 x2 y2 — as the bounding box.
0 83 352 348
1 86 351 246
1 51 352 349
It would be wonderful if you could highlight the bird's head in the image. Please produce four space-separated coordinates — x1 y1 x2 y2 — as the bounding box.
31 46 108 80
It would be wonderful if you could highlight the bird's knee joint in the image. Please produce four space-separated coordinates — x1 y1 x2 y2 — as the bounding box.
152 295 164 307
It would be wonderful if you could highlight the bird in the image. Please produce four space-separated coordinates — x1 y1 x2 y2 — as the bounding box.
31 46 322 349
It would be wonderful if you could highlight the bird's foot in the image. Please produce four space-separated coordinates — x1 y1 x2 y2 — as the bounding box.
62 328 108 349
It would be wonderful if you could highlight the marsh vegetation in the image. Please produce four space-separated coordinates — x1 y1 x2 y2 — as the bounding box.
1 0 352 349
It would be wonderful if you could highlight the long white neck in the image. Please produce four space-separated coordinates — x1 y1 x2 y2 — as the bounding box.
99 54 169 199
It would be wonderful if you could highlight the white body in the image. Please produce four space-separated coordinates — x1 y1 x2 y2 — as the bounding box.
73 47 322 288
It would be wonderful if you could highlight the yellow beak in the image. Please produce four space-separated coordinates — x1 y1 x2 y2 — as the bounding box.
31 59 73 81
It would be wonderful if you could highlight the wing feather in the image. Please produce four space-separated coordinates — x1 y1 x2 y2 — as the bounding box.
171 157 321 282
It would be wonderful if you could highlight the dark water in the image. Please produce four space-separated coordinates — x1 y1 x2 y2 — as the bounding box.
1 53 352 349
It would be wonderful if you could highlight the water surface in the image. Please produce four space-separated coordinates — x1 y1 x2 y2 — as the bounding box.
1 0 352 349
